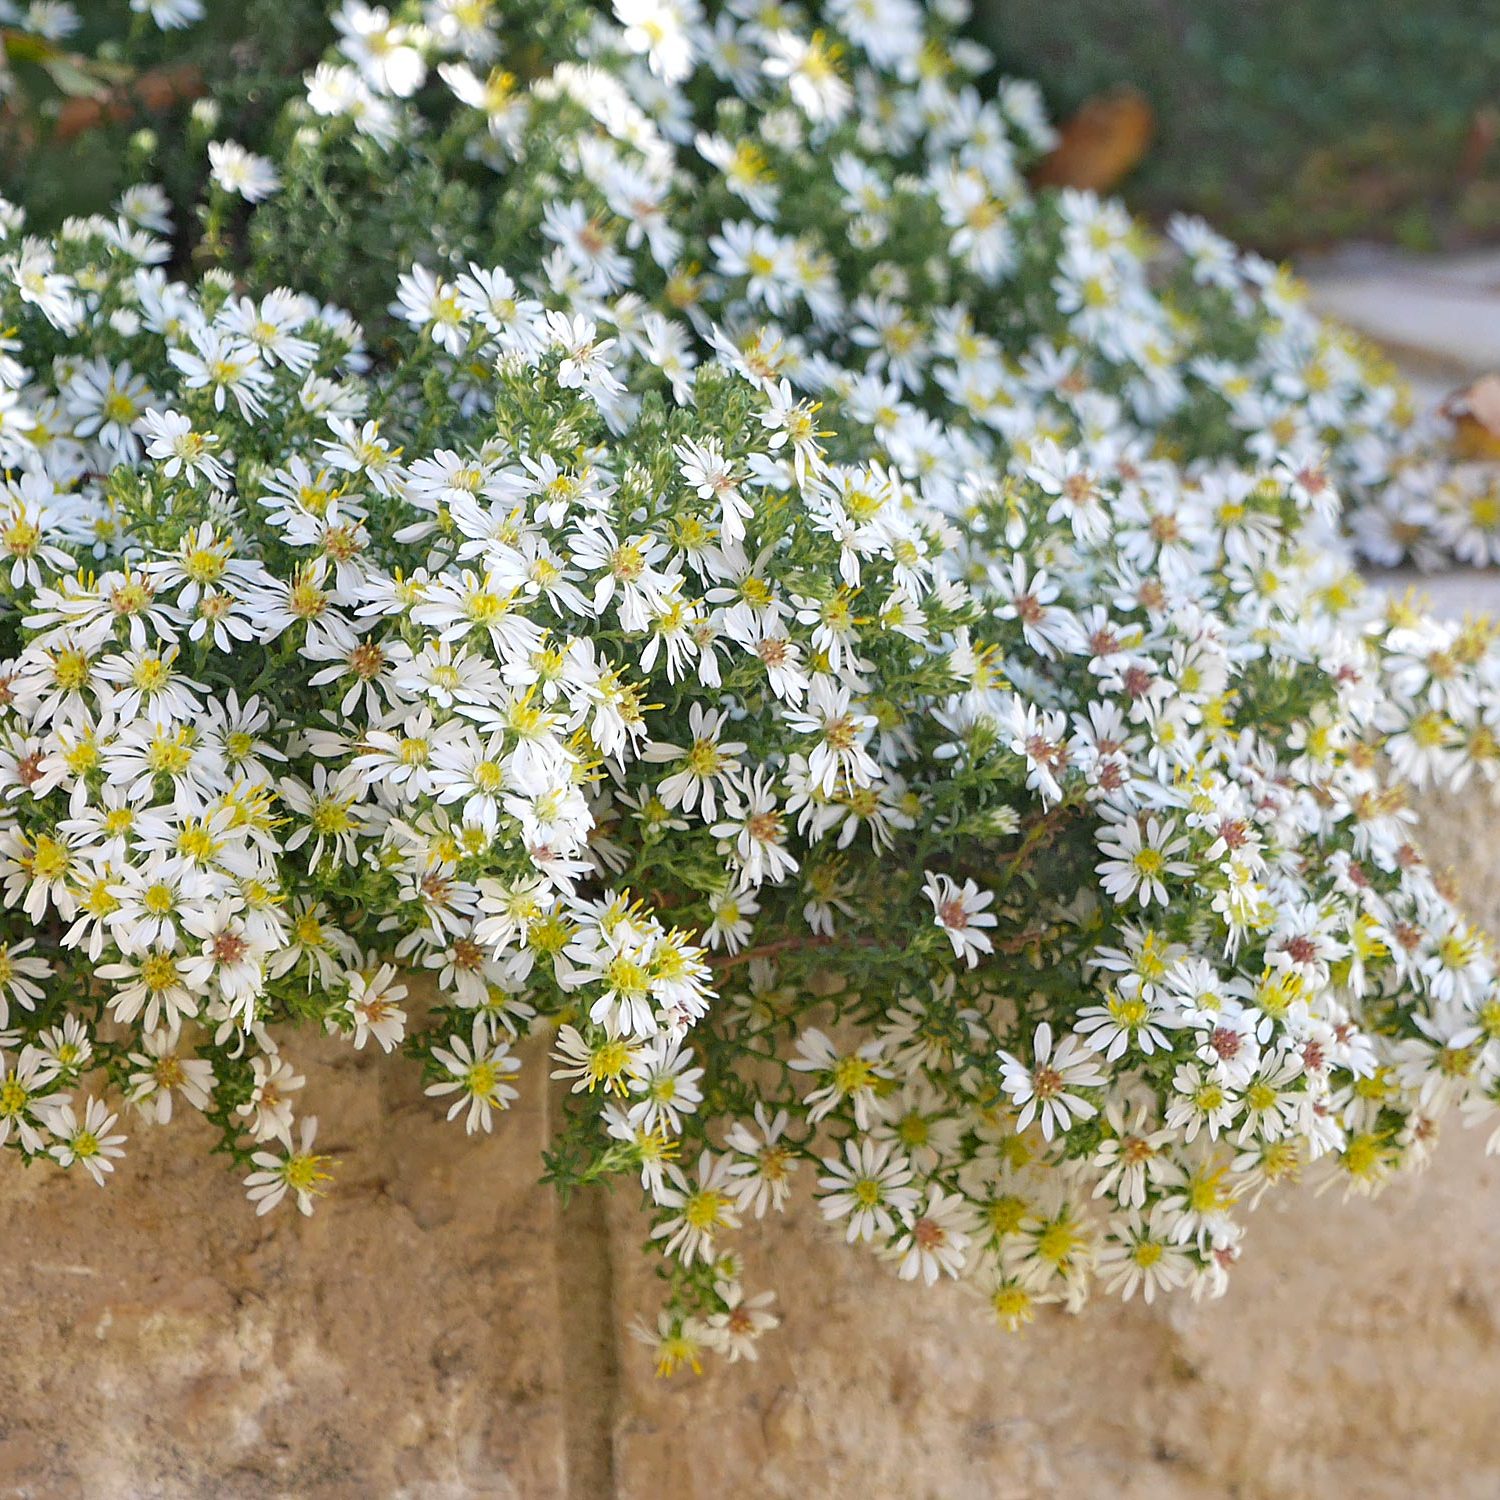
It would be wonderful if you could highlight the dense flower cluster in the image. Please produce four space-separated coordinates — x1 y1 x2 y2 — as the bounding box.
230 0 1500 571
3 0 1500 1372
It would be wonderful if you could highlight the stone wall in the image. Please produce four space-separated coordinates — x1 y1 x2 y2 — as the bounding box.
4 796 1500 1500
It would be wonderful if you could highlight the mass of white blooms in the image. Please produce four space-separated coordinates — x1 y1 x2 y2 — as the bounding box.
3 0 1500 1372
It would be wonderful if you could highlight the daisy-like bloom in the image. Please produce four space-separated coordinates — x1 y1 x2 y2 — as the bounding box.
279 764 368 868
995 558 1081 660
784 677 879 796
392 265 467 356
1 826 80 923
545 311 625 404
181 900 264 1020
244 1117 335 1216
42 1095 127 1185
762 28 851 124
602 1103 677 1196
141 408 231 489
63 358 152 461
614 0 698 83
816 1137 919 1243
1005 1192 1097 1300
97 949 200 1036
702 881 759 955
643 703 746 821
466 978 538 1043
168 326 274 418
7 239 79 331
334 0 426 96
0 938 50 1027
35 1015 93 1079
711 221 796 316
1190 1006 1262 1089
108 856 208 956
710 770 798 886
790 1028 891 1128
219 291 320 373
426 1017 521 1133
540 201 630 292
1007 701 1071 806
1090 1100 1180 1209
704 1285 779 1363
724 1104 799 1218
571 924 663 1040
0 1046 60 1153
343 962 409 1053
227 1054 303 1146
631 1311 711 1379
1096 1208 1193 1303
1074 984 1175 1061
626 1032 703 1135
207 141 281 203
269 899 358 988
984 1275 1047 1333
649 1149 741 1264
886 1184 975 1285
676 434 751 544
1163 1062 1240 1143
922 871 997 968
1 476 77 589
1094 815 1194 908
996 1022 1108 1141
549 1024 640 1096
124 1029 216 1124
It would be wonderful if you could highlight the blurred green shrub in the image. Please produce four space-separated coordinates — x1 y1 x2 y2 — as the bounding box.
979 0 1500 251
15 2 1499 261
0 2 329 241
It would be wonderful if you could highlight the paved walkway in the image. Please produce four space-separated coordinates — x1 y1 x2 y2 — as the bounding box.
1303 247 1500 617
1303 246 1500 397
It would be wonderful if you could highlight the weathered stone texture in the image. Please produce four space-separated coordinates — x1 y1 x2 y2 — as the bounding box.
607 1098 1500 1500
7 772 1500 1500
10 951 1500 1500
0 1033 567 1500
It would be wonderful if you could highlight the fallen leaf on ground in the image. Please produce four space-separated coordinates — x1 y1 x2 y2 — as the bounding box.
1031 86 1154 192
55 63 205 143
1443 374 1500 460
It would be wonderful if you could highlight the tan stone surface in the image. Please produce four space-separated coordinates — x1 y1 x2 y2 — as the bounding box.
11 800 1500 1500
605 788 1500 1500
609 1140 1500 1500
0 1032 568 1500
1302 247 1500 379
4 792 1500 1500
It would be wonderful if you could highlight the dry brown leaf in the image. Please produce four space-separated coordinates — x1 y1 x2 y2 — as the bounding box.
1459 106 1500 180
1443 374 1500 461
54 63 205 144
1031 86 1154 193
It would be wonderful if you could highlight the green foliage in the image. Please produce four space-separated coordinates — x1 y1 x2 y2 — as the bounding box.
1 0 331 236
978 0 1500 251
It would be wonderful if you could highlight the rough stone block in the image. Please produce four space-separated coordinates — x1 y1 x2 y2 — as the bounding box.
0 1025 568 1499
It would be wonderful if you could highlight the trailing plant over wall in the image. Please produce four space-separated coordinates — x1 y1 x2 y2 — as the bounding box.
2 0 1500 1371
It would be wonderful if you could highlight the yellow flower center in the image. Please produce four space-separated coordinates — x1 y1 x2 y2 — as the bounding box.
832 1054 875 1096
140 953 180 991
684 1190 724 1231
